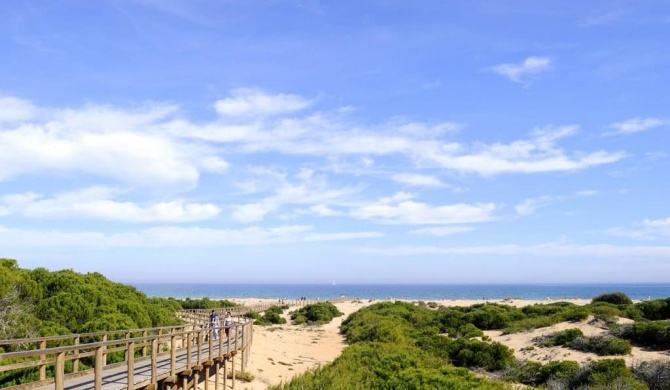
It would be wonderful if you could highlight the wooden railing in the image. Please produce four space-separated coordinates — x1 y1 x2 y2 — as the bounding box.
0 318 253 390
0 299 345 389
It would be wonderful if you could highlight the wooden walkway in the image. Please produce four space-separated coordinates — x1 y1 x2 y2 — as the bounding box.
0 309 256 390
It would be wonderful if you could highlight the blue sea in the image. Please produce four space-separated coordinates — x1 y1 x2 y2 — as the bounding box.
132 283 670 301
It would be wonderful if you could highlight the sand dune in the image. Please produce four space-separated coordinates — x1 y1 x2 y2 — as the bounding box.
201 297 669 389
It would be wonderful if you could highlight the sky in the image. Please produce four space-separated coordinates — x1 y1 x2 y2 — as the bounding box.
1 0 669 284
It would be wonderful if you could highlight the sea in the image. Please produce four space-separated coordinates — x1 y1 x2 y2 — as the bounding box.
132 283 670 301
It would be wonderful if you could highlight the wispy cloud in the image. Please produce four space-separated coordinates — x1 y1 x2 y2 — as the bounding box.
0 224 383 247
214 88 312 117
515 190 599 216
410 226 474 236
360 243 670 258
608 217 670 240
491 56 552 83
350 192 496 225
0 187 220 222
391 173 447 187
607 117 667 135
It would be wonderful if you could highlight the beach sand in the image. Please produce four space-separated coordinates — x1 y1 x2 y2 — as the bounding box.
200 297 669 389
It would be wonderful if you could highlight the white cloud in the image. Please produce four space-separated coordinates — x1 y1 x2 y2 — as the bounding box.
0 96 37 122
360 243 670 258
410 226 474 236
608 217 670 240
231 168 359 222
608 117 666 135
0 187 220 222
515 196 562 216
0 101 227 190
420 126 624 175
492 56 552 83
350 192 495 225
392 173 446 187
0 93 625 197
0 224 382 247
309 204 342 217
515 190 600 216
214 88 312 117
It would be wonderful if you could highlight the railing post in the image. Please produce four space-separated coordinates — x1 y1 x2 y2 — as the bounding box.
55 351 65 390
241 324 245 371
73 336 80 373
151 338 158 385
101 334 108 367
38 340 46 381
170 329 176 378
197 331 203 366
95 345 104 390
231 354 236 390
209 325 213 362
214 361 221 390
142 330 148 357
186 330 192 369
127 340 135 390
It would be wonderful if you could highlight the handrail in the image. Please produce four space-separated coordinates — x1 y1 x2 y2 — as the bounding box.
0 319 254 390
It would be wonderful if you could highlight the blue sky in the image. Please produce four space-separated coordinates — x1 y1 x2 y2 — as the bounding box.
1 1 669 284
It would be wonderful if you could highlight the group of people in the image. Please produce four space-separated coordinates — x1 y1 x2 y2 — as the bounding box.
209 310 233 341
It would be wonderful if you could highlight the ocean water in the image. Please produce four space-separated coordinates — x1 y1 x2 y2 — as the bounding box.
132 283 670 301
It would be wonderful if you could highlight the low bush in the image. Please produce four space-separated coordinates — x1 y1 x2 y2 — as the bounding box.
632 360 670 390
614 320 670 349
570 335 632 356
636 298 670 321
255 306 287 326
534 328 584 347
291 302 343 325
592 292 633 305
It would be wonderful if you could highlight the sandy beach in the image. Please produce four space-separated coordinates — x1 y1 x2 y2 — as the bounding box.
201 297 668 390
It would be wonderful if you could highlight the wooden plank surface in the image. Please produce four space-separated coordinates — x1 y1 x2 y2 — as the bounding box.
29 340 236 390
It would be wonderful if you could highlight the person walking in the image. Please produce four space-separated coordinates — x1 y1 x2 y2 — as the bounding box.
224 311 233 339
210 310 220 341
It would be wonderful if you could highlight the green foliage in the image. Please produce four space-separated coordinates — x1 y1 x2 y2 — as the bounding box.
442 337 515 371
291 302 343 325
632 360 670 390
179 297 238 310
636 298 670 321
244 311 261 320
270 342 512 390
587 302 627 321
577 359 647 389
255 306 287 326
0 259 183 338
592 292 633 305
570 335 633 356
614 320 670 349
535 328 584 347
448 323 484 338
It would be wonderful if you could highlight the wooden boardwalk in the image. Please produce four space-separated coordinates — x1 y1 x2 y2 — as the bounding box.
0 309 256 390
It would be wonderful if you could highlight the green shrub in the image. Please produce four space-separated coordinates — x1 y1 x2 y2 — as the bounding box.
535 328 584 347
244 311 260 320
592 292 633 305
632 360 670 390
443 337 515 371
576 359 647 389
254 306 287 325
291 302 343 325
636 298 670 321
614 320 670 349
570 335 632 355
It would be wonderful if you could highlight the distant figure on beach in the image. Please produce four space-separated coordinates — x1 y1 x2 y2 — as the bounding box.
224 311 233 339
210 310 220 340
